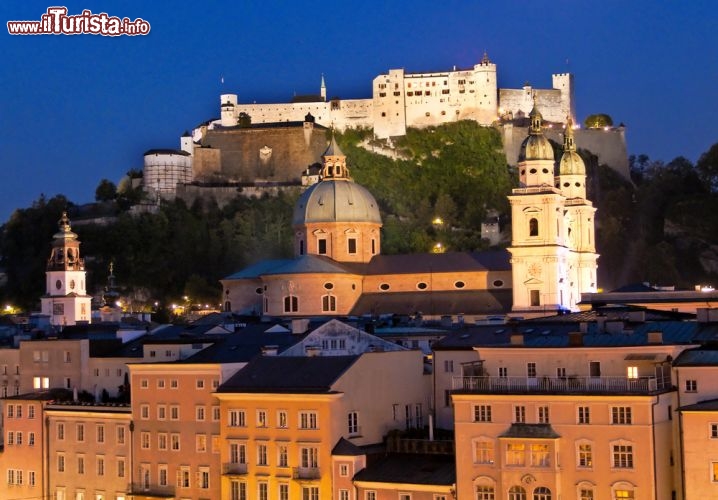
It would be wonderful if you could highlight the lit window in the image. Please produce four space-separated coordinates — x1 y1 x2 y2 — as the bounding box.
627 366 638 379
531 444 550 467
474 439 495 464
577 442 593 468
476 485 495 500
506 443 525 466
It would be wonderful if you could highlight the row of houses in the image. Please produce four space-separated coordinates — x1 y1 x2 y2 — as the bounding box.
2 307 718 499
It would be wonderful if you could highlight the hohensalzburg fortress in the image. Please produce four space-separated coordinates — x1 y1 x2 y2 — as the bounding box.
217 53 573 139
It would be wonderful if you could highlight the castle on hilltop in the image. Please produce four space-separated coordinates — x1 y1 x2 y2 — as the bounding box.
217 53 573 138
142 54 628 203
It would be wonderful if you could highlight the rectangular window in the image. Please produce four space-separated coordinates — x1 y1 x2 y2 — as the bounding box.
116 426 125 445
140 379 148 389
257 443 268 466
6 431 13 445
15 405 21 418
177 467 190 488
229 409 246 427
278 444 288 467
348 411 359 435
527 362 537 378
339 490 350 500
213 406 221 421
196 406 205 421
117 457 125 478
158 464 167 486
498 366 508 378
170 379 178 389
686 379 698 392
578 406 591 424
170 405 179 420
157 405 166 420
258 482 269 500
444 360 454 373
170 433 180 451
230 481 247 500
15 432 22 445
578 443 593 468
277 410 288 428
301 447 319 468
196 379 205 389
712 462 718 482
257 409 268 427
140 405 149 420
474 440 494 464
299 411 318 429
196 434 207 453
28 405 35 419
57 423 65 440
199 467 210 489
474 405 492 422
96 425 104 443
538 405 550 423
29 432 35 446
77 455 85 474
506 443 525 466
348 238 357 254
557 367 566 378
141 432 150 450
531 444 550 467
157 378 165 388
627 366 638 379
711 423 718 438
514 405 526 423
318 239 327 255
612 444 634 468
28 471 35 486
6 405 13 418
57 454 66 473
76 424 85 442
612 406 633 424
530 290 540 306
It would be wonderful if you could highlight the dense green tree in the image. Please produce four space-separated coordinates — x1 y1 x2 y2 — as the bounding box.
95 179 117 202
584 114 614 128
696 142 718 192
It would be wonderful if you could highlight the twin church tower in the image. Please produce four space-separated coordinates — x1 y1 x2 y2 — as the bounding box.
509 100 598 313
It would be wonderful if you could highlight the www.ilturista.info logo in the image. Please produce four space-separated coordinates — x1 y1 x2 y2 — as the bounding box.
7 7 150 36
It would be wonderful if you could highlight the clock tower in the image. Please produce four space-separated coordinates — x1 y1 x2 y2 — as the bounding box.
40 212 92 326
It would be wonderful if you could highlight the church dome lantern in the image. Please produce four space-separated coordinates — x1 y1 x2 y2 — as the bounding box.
518 99 554 162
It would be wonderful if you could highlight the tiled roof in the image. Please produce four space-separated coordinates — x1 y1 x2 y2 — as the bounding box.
679 398 718 412
332 437 364 456
180 325 303 364
217 355 359 393
363 249 511 275
499 423 560 439
350 289 513 317
353 453 455 486
673 347 718 367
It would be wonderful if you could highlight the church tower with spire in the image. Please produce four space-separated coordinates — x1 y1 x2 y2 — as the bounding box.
508 100 597 314
40 212 92 326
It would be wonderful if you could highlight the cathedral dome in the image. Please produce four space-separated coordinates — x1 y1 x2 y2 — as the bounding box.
558 117 585 175
292 178 381 226
559 150 585 175
293 137 381 226
518 102 554 162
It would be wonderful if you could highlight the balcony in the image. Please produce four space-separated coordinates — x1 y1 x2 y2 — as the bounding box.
452 375 672 395
292 466 320 480
129 484 174 498
223 462 248 475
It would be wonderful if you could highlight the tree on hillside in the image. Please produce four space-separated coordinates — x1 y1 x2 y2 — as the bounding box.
697 142 718 192
95 179 117 202
584 114 613 129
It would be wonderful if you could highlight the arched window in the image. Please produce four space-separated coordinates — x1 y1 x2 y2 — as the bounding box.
509 486 526 500
283 296 298 313
321 295 336 312
476 485 495 500
533 487 551 500
529 218 539 236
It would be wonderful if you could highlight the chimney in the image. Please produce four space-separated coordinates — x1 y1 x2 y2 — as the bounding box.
647 331 663 345
568 332 583 347
305 345 321 357
291 318 310 334
261 345 278 356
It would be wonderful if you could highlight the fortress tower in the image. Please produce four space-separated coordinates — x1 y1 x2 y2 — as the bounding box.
508 101 597 313
40 212 92 326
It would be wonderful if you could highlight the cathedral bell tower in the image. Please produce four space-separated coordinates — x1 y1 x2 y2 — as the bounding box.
40 212 92 326
508 108 599 314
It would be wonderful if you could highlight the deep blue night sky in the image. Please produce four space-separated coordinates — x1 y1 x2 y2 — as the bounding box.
1 1 717 222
